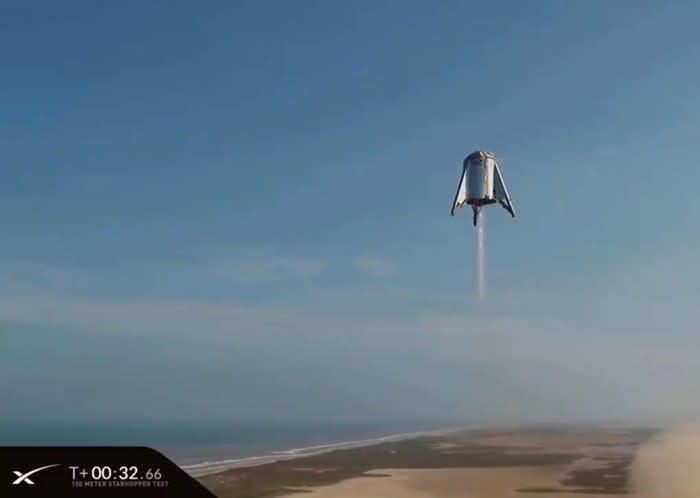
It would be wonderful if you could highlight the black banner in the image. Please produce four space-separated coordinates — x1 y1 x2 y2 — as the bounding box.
0 447 215 497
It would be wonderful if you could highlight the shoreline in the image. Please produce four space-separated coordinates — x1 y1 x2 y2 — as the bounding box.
182 426 465 478
195 425 652 498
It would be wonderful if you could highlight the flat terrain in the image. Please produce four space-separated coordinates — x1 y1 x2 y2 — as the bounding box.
197 425 655 498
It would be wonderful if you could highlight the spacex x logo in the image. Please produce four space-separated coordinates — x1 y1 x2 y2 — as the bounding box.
11 464 61 485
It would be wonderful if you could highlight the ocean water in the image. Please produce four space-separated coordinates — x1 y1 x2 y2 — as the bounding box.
0 420 448 476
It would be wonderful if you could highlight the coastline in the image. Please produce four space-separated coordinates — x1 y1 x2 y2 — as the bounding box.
195 425 652 498
182 427 463 478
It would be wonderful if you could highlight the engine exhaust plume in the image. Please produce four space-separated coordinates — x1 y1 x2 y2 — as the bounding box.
477 211 485 301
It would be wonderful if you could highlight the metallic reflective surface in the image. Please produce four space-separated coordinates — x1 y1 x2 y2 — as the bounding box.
451 150 515 227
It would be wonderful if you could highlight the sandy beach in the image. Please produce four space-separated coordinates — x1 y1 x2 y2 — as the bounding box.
198 425 650 498
277 466 616 498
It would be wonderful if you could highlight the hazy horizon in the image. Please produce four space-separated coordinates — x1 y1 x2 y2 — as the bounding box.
2 1 699 428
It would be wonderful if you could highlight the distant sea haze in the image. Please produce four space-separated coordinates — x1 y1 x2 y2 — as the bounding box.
0 420 455 475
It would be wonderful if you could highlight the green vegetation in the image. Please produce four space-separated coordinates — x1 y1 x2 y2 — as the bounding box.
519 456 632 495
197 435 578 498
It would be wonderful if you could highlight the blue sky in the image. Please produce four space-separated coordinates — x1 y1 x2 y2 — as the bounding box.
1 1 700 425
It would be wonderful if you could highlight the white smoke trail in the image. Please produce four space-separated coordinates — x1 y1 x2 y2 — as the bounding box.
477 211 485 301
630 425 700 498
